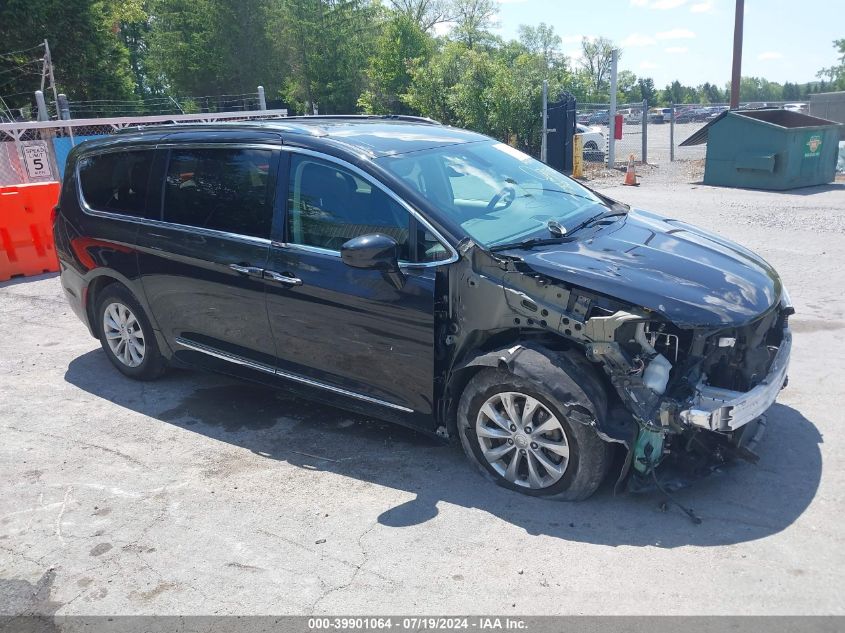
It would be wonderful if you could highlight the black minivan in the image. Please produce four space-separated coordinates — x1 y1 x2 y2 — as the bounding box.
54 116 792 500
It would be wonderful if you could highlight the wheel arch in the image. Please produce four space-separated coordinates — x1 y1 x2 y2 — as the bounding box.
444 341 610 441
84 272 172 359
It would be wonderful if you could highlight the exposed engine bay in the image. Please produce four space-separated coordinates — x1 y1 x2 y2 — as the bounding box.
442 242 793 492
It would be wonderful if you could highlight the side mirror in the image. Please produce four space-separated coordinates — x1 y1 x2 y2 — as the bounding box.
341 234 405 289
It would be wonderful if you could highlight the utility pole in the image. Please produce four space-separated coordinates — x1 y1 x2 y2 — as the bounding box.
42 39 59 117
730 0 744 109
541 80 548 163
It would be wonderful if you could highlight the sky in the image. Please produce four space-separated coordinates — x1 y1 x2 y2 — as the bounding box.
486 0 842 87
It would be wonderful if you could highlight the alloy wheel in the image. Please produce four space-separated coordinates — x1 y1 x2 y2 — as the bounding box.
475 391 570 489
102 301 145 368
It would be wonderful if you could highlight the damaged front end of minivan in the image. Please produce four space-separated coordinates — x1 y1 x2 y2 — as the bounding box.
440 231 793 493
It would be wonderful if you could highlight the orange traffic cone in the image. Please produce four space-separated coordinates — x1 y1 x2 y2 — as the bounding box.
623 154 639 186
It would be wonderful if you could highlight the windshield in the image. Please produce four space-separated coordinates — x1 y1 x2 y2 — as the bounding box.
376 140 607 247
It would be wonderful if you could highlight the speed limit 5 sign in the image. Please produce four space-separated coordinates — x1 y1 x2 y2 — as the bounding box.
22 143 53 179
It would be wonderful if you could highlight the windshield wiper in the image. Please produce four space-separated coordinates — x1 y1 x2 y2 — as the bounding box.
521 186 602 205
566 209 628 235
488 236 571 252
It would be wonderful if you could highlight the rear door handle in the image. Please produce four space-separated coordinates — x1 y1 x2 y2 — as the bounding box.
229 263 264 277
263 270 303 286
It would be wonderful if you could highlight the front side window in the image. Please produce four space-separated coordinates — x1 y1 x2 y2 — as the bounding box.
378 140 608 248
78 150 154 217
162 147 276 239
287 154 413 260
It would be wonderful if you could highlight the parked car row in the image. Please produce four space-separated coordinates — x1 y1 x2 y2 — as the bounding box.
577 110 643 126
647 105 729 124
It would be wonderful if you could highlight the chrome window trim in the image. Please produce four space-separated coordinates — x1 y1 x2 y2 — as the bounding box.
175 336 414 413
272 241 341 259
74 142 458 266
75 143 278 247
155 142 283 151
279 146 459 268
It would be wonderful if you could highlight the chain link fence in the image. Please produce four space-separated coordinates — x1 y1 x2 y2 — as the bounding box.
63 93 264 119
567 100 809 173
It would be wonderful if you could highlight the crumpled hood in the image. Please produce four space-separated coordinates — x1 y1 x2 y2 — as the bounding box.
513 209 782 327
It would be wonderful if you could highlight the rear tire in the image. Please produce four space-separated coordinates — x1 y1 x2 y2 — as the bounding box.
457 368 610 500
95 284 166 381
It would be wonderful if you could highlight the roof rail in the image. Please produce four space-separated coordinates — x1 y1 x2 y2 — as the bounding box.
113 113 441 135
278 114 441 125
113 119 325 136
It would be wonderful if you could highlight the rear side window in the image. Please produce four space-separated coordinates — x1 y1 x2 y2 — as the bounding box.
78 150 154 217
162 147 276 239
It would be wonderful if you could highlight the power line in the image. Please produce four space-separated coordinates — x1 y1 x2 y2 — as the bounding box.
0 91 35 99
0 72 42 91
0 60 43 77
0 43 45 59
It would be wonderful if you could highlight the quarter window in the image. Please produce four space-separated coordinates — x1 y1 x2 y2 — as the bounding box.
78 151 154 217
287 154 411 260
162 148 276 239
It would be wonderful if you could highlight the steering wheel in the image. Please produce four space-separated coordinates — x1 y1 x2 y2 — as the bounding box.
485 185 517 213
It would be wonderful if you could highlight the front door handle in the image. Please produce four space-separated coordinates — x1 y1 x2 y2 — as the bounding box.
263 270 303 286
229 263 264 277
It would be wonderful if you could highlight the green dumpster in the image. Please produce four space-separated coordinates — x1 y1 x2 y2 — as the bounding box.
679 109 843 190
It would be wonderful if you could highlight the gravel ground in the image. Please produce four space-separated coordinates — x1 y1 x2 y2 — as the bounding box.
585 120 709 166
1 178 844 617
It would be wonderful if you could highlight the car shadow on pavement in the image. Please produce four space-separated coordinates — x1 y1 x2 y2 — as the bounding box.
65 349 823 549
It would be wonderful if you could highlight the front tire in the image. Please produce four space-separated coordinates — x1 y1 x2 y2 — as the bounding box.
457 368 610 500
95 284 166 381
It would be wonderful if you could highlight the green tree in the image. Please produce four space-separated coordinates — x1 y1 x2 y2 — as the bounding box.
405 39 577 156
782 82 801 101
450 0 498 49
359 14 434 114
271 0 377 114
0 0 139 111
146 0 274 99
730 76 784 103
388 0 453 32
817 38 845 90
517 22 561 70
660 80 698 104
617 70 638 103
637 77 657 105
579 36 615 100
697 82 725 104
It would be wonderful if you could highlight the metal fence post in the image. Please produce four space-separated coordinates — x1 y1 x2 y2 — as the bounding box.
641 99 648 164
541 80 548 164
608 50 618 167
35 90 49 121
57 94 71 120
669 103 675 162
257 85 267 111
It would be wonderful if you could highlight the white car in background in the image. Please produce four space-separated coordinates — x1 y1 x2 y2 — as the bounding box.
618 108 643 124
577 124 606 158
783 103 808 113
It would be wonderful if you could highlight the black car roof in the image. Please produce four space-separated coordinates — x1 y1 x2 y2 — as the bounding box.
102 115 489 157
